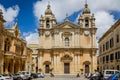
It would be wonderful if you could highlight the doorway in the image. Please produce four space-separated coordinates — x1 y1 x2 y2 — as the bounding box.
85 65 89 73
64 63 70 74
45 65 49 73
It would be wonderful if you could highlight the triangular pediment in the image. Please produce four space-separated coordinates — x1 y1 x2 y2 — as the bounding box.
55 21 79 29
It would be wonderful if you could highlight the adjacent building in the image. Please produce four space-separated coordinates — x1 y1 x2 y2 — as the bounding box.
28 3 98 74
98 19 120 72
0 10 32 74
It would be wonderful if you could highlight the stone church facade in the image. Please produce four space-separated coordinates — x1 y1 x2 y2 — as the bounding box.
30 3 97 74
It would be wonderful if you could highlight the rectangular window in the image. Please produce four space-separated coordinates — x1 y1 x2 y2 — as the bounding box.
106 41 109 50
103 44 105 52
118 51 120 59
110 53 114 62
116 34 119 43
99 46 102 53
110 38 114 48
103 56 105 64
106 55 109 63
115 52 118 60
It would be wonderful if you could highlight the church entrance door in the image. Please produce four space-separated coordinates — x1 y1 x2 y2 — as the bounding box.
64 63 70 74
85 65 89 73
45 65 49 73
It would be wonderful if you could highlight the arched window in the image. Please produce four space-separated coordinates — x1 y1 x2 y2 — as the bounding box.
46 19 50 28
85 18 89 27
4 38 10 52
65 38 69 47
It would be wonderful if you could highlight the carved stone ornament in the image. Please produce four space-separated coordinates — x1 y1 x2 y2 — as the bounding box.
61 54 73 62
62 32 72 37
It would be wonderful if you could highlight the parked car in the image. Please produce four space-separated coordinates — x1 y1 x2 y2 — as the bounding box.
103 69 119 79
107 72 120 80
31 73 37 78
0 75 4 80
18 71 31 80
37 72 44 78
10 73 22 80
2 74 13 80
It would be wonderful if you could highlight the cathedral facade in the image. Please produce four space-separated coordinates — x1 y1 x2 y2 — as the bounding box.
35 3 98 74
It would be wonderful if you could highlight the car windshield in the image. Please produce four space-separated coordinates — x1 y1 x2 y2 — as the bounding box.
106 71 114 74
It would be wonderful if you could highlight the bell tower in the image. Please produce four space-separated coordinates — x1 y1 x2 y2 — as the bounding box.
38 4 57 48
78 2 96 28
78 2 97 48
40 4 57 29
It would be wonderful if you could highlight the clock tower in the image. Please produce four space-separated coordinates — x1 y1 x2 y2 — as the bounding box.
38 4 57 48
78 3 97 48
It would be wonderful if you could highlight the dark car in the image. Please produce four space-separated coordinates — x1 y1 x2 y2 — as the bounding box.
31 73 38 78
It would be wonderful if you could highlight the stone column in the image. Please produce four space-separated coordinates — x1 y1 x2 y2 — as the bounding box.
77 54 80 72
56 54 60 73
53 54 57 73
5 62 9 74
11 59 15 74
74 55 77 72
38 53 42 72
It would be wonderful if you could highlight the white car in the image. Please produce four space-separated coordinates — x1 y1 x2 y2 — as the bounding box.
18 71 31 80
0 75 4 80
103 69 119 79
0 74 13 80
37 73 44 78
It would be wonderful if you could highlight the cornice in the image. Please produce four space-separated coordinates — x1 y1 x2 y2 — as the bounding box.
98 19 120 43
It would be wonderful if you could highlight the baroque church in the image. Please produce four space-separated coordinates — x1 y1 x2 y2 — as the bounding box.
29 3 97 74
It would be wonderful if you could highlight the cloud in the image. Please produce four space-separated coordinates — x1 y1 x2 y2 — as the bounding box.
23 32 39 44
31 0 120 44
33 0 84 22
33 0 120 37
95 11 115 39
33 0 120 22
0 4 19 26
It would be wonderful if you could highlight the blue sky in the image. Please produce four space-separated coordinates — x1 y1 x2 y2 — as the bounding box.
0 0 120 44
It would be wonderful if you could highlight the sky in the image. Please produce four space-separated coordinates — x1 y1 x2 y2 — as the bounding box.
0 0 120 44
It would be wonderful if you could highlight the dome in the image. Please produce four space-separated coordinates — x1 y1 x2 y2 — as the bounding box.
83 4 91 14
45 4 52 15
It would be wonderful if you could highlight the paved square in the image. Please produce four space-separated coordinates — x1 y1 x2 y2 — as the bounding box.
32 74 88 80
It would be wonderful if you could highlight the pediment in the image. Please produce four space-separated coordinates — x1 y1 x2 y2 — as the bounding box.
55 21 79 29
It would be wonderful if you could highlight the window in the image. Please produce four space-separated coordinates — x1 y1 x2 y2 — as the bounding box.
103 56 105 64
65 38 69 47
46 19 50 28
106 55 109 63
106 41 109 50
116 34 119 43
85 18 89 27
118 51 120 59
103 44 105 52
110 38 114 48
4 38 10 52
100 46 102 53
110 53 114 62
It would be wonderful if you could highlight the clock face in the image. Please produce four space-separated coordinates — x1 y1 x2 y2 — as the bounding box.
45 31 50 36
84 30 89 35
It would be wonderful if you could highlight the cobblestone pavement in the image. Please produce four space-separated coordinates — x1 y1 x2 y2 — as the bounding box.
32 74 88 80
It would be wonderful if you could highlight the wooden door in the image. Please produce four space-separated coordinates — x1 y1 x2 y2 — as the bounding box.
64 63 70 74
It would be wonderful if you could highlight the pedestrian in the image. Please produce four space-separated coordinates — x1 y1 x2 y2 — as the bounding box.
76 73 80 77
50 72 54 77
